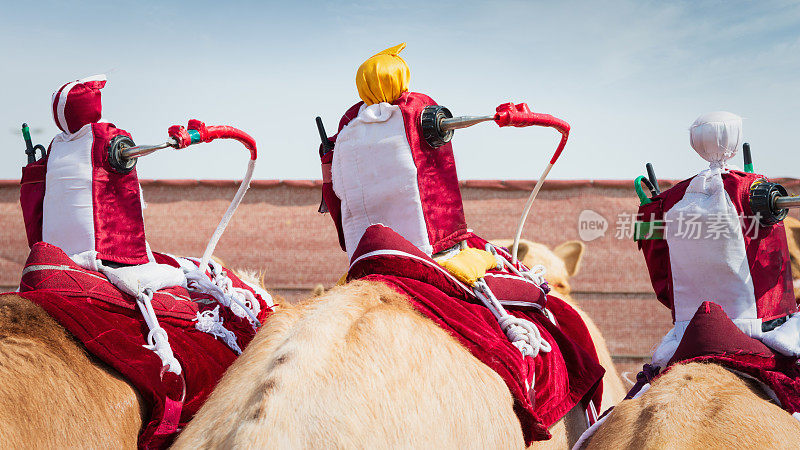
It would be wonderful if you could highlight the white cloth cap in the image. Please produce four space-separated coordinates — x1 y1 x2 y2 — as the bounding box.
689 111 742 168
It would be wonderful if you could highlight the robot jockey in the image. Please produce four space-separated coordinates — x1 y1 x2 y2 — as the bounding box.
316 43 606 444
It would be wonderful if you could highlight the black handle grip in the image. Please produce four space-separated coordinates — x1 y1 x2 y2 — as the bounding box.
316 117 334 156
646 162 660 195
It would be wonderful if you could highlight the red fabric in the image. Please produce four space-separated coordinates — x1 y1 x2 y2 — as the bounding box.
663 302 800 416
347 225 604 444
90 123 149 265
17 242 273 448
394 92 469 253
638 170 797 321
52 79 105 133
493 103 570 164
168 125 191 149
20 155 48 247
319 93 470 254
319 150 345 249
187 120 210 142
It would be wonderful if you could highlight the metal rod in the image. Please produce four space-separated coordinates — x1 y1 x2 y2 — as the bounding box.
439 115 495 132
645 162 660 195
22 123 35 164
119 139 177 160
774 196 800 209
743 143 754 173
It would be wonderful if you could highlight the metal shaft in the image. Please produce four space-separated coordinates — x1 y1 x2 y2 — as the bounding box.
774 196 800 209
119 139 178 160
439 115 495 132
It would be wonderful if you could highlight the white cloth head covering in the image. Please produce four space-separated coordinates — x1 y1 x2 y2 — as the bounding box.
689 111 742 168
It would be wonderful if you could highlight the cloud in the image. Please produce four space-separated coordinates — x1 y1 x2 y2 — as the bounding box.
2 0 798 181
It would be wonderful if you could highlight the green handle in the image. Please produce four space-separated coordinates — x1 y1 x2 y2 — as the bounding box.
635 176 652 205
22 124 32 143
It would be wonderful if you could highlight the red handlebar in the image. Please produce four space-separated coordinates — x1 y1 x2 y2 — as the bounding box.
168 119 257 160
494 103 570 164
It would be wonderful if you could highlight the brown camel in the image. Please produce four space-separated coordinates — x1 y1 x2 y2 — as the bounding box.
0 293 143 448
174 240 618 449
0 267 274 449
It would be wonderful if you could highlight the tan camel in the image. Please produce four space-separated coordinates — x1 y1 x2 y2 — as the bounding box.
581 362 800 449
0 293 143 448
0 267 273 449
784 216 800 298
175 240 619 449
579 218 800 449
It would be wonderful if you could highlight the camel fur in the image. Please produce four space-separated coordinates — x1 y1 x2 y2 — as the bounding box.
784 216 800 299
0 293 144 448
175 240 612 449
582 362 800 449
0 266 271 449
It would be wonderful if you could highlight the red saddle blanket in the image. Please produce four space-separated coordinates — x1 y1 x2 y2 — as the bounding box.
16 242 274 448
621 301 800 417
347 225 605 444
665 301 800 414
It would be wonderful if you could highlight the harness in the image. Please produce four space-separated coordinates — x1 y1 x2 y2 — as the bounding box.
346 224 605 443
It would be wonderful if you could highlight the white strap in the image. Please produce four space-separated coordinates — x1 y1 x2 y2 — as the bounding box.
512 162 554 263
136 288 182 375
198 158 256 274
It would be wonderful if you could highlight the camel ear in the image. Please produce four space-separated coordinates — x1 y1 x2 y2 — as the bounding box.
553 241 585 277
515 241 530 262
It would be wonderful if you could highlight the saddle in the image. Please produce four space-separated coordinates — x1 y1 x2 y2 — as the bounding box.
347 224 605 443
18 242 274 448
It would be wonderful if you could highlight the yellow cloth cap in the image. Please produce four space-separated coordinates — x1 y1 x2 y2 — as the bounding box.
356 43 410 105
437 248 499 286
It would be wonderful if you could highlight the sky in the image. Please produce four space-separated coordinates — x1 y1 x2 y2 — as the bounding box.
2 0 799 182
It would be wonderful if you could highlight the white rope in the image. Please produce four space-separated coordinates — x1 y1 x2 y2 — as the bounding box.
485 243 552 319
198 158 256 275
185 259 261 328
473 279 552 359
136 288 182 375
194 306 242 354
512 162 554 264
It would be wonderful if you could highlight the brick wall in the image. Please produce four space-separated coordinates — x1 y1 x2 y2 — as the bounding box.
3 179 798 377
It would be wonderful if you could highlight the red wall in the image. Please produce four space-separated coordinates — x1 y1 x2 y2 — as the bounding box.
3 179 798 376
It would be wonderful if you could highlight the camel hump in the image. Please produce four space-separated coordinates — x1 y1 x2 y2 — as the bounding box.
0 293 143 447
585 362 800 448
0 293 77 356
175 280 524 448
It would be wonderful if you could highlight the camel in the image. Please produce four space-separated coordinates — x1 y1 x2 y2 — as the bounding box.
0 293 143 448
785 216 800 299
0 267 275 449
577 218 800 449
581 362 800 449
174 240 623 449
